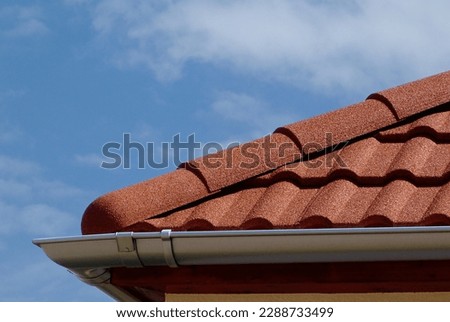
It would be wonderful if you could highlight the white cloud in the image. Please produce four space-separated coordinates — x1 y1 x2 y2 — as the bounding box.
0 5 49 38
189 91 300 150
20 204 76 236
0 199 77 237
132 122 161 141
0 200 76 236
211 91 296 137
0 178 32 199
75 123 163 169
0 155 41 177
0 155 82 236
64 0 92 5
75 153 104 167
32 179 84 200
0 90 26 143
0 201 16 235
90 0 450 93
0 124 23 144
0 156 83 200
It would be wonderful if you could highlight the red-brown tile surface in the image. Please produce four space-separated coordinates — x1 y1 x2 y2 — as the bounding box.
181 132 300 192
82 71 450 234
377 110 450 141
82 169 211 234
367 70 450 120
274 99 395 150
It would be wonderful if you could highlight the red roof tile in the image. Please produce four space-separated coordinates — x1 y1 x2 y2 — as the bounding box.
274 99 395 151
376 110 450 141
82 169 209 234
367 70 450 119
82 71 450 235
182 132 300 192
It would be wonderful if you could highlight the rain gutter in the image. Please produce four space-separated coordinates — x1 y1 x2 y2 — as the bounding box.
33 226 450 301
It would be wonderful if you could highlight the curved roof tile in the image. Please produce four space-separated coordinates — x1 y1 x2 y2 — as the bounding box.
81 168 209 234
274 99 395 150
377 109 450 141
367 70 450 120
181 132 300 192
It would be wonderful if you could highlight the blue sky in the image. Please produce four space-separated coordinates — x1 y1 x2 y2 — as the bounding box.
1 0 449 301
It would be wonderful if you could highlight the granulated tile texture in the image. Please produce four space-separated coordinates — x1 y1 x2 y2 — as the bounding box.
82 70 450 234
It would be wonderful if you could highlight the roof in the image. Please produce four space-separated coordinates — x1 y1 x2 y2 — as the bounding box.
81 70 450 235
39 70 450 301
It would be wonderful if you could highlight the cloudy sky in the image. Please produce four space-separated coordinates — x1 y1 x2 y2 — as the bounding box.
1 0 449 301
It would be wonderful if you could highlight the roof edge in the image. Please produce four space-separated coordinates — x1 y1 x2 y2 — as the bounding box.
34 225 450 270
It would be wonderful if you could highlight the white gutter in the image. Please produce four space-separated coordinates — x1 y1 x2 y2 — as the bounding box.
33 227 450 301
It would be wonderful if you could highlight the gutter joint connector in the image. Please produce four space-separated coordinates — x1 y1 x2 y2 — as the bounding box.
161 229 179 268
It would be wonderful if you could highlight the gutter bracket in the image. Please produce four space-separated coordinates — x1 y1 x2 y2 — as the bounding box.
161 229 178 268
116 232 135 252
115 232 143 267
